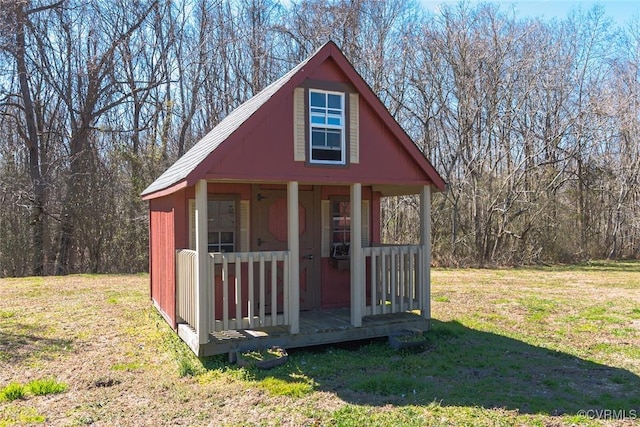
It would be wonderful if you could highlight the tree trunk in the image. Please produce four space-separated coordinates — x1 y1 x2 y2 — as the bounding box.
14 4 46 275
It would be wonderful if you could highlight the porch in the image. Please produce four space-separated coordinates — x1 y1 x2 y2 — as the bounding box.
174 180 433 357
175 243 431 356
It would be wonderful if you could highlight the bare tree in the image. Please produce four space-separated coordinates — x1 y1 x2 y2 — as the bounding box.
1 0 639 276
0 0 65 275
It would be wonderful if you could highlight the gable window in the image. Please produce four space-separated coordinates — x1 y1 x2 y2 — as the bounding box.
309 89 345 164
208 199 236 252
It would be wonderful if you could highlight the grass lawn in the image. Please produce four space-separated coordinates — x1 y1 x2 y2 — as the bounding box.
1 261 639 426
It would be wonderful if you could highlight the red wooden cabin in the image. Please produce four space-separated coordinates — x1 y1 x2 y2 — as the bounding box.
142 41 445 356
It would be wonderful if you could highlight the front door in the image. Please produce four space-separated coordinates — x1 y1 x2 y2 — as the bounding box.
253 186 321 311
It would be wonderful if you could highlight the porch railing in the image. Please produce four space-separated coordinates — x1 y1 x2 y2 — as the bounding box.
176 249 290 335
363 245 424 316
177 245 423 338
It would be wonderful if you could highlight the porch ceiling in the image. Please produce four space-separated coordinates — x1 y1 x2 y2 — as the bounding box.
371 184 425 197
193 179 431 197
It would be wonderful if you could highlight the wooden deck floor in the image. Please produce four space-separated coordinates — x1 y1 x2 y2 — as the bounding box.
178 309 430 357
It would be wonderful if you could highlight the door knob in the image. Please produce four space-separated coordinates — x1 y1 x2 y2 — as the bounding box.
303 254 314 260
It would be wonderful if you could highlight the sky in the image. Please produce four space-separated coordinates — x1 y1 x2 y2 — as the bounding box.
421 1 640 27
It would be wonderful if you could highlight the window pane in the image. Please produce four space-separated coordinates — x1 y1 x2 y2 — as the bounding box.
312 148 342 161
310 91 325 107
218 201 235 228
327 117 341 126
208 200 235 228
333 231 350 242
328 94 341 109
333 217 350 228
208 201 219 227
312 130 326 147
327 130 341 148
311 115 326 125
333 201 350 218
220 232 234 244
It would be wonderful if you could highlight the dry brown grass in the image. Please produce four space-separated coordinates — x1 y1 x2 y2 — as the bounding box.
0 275 346 426
1 262 639 426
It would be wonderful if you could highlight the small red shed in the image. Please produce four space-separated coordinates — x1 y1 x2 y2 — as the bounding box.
142 41 445 356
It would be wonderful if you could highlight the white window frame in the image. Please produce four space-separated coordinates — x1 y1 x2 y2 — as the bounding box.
309 89 346 165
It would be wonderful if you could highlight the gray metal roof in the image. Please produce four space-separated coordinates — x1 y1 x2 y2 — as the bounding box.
141 49 315 197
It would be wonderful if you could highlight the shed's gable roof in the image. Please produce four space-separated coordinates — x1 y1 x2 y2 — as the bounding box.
142 41 445 199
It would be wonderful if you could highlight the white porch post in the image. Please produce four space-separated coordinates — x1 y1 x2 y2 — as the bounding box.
420 185 432 320
195 179 209 345
287 181 300 334
350 183 364 327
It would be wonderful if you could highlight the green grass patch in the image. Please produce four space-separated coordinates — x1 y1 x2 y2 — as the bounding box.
177 357 201 377
0 383 26 401
27 378 68 395
0 378 68 401
332 405 427 427
256 376 314 397
580 304 623 324
519 296 558 321
111 362 143 372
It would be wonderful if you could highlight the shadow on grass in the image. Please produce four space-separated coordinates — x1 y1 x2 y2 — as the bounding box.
0 327 74 363
218 319 640 416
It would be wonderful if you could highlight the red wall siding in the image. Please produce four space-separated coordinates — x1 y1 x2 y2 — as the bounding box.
174 190 187 250
319 260 374 309
321 259 350 309
309 57 350 81
149 195 177 327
